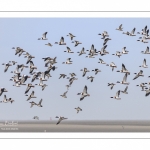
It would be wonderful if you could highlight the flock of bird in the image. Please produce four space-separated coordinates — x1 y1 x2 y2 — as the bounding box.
1 24 150 125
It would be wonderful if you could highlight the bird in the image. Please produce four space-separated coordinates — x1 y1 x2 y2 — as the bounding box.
66 85 70 91
41 84 48 91
64 47 74 53
55 37 66 45
80 68 90 77
55 116 68 125
103 38 111 45
35 78 46 86
110 90 121 100
25 84 34 94
98 45 109 56
59 74 67 79
108 83 116 90
116 24 123 31
137 36 148 43
75 107 82 113
33 116 39 120
133 70 144 80
60 91 68 98
98 58 106 64
62 58 72 64
18 64 28 72
29 61 37 74
98 31 109 39
0 95 9 103
121 86 128 94
2 63 12 72
8 98 15 104
77 47 86 56
69 73 76 77
141 46 150 54
25 91 36 101
87 76 94 82
92 68 101 75
29 101 37 108
67 33 76 40
37 99 43 107
137 26 147 35
0 88 8 96
116 73 129 85
123 28 136 36
116 63 130 75
38 32 48 40
145 87 150 96
139 58 148 68
122 47 129 54
129 28 136 36
20 75 31 84
72 40 82 47
9 61 17 65
77 85 90 101
45 43 53 47
68 77 78 86
106 62 117 71
136 83 148 91
112 51 122 58
26 55 35 64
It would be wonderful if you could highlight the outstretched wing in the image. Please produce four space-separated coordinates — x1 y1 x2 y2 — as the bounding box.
119 24 122 29
56 118 61 125
39 99 42 105
43 32 47 39
133 74 139 80
116 90 120 97
131 28 136 34
83 85 87 93
123 73 128 82
124 86 128 92
145 89 150 97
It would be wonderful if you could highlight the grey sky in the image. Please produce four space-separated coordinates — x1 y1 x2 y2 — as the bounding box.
0 18 150 120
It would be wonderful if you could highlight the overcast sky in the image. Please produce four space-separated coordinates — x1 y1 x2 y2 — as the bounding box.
0 18 150 121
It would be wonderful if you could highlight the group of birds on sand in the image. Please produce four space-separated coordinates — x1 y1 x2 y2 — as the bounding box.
1 24 150 125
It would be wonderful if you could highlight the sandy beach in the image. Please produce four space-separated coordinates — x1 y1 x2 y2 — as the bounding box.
0 120 150 132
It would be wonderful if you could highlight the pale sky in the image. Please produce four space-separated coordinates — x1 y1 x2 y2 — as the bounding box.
0 18 150 120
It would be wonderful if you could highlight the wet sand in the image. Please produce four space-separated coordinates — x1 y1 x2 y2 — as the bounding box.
1 120 150 132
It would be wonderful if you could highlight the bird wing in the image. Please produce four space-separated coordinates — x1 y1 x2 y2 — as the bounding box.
123 73 128 82
112 67 114 71
64 91 68 95
133 74 139 80
119 24 122 29
116 90 120 97
29 61 34 66
25 86 30 94
31 91 34 96
60 37 64 42
145 89 150 96
39 99 42 105
80 95 85 101
146 46 149 53
143 59 146 66
26 57 32 64
43 32 47 38
124 86 128 92
122 63 126 71
56 118 61 125
131 28 136 34
91 44 94 50
83 85 87 93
